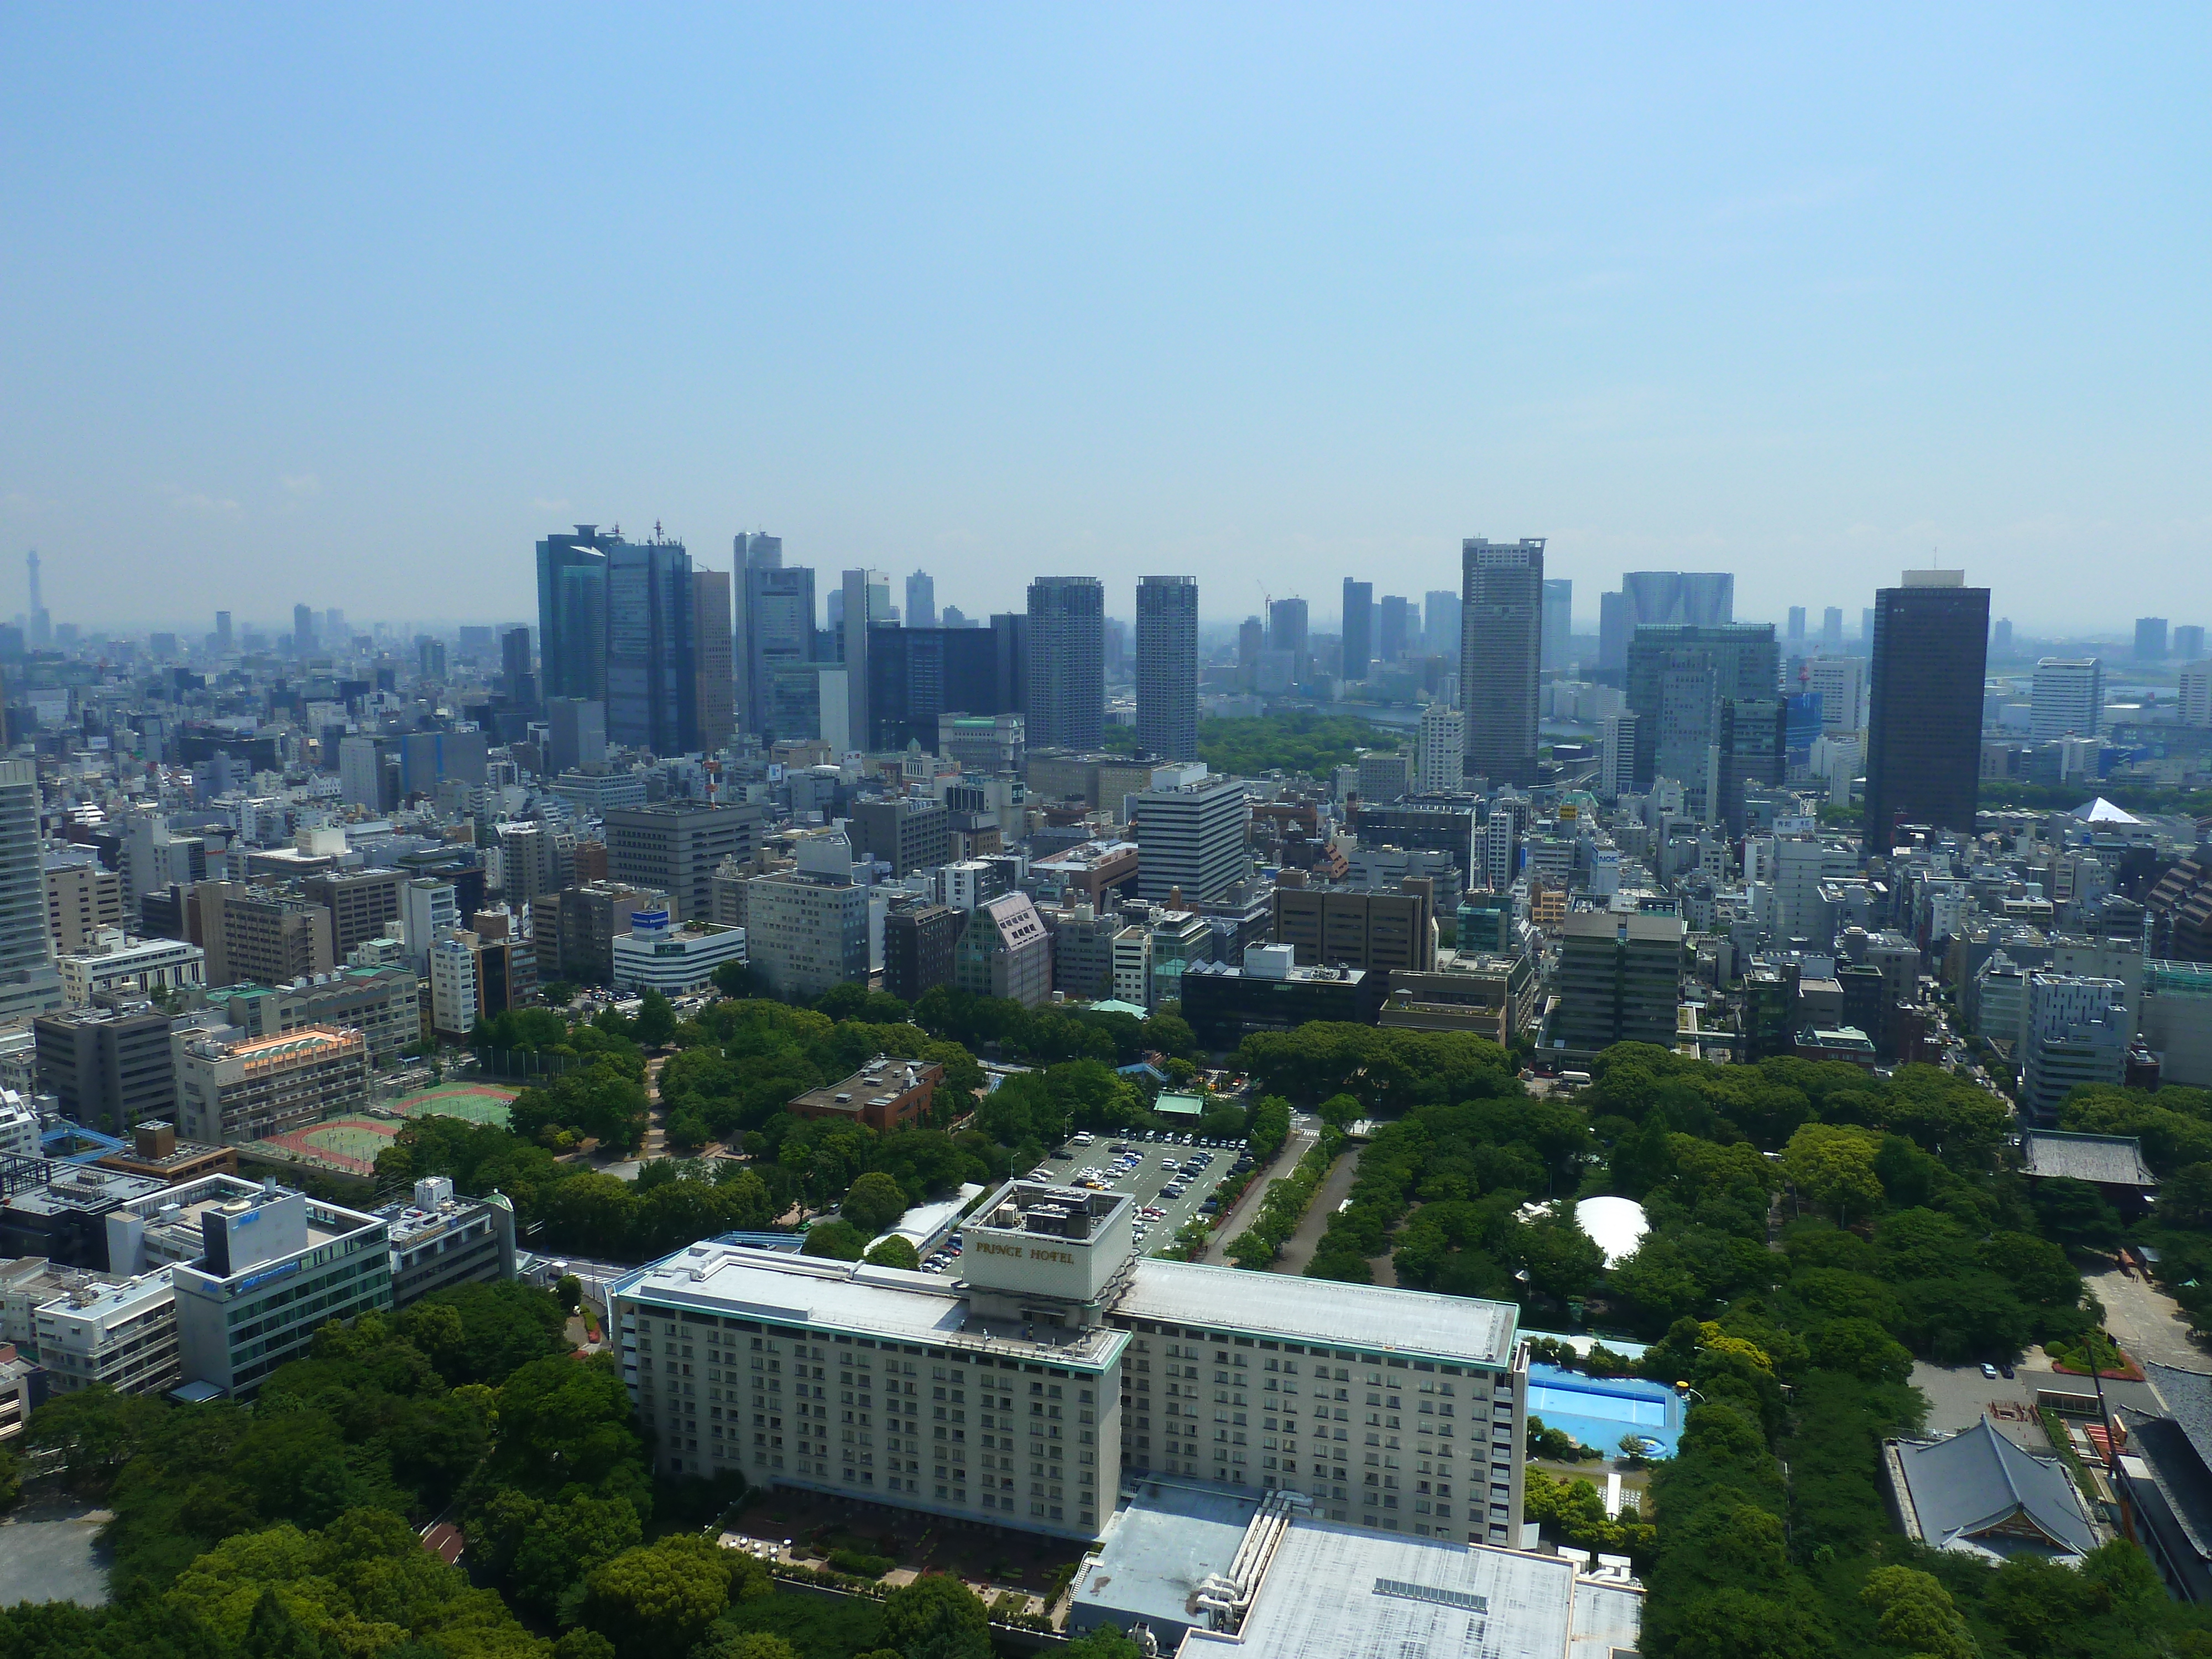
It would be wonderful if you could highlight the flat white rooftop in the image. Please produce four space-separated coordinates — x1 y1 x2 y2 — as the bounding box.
615 1242 1128 1369
1177 1520 1641 1659
1120 1259 1518 1371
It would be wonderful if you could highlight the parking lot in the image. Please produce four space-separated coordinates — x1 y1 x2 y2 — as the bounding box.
915 1131 1249 1273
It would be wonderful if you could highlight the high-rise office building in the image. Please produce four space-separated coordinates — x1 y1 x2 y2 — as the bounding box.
1135 576 1198 762
1821 607 1844 649
1621 572 1734 630
2136 618 2170 660
1597 591 1632 677
606 534 695 755
1133 763 1249 904
1598 712 1639 801
906 571 936 629
293 604 315 653
866 617 1027 750
1341 580 1374 681
1267 597 1309 658
24 550 51 650
691 567 734 753
1863 569 1990 849
604 801 765 922
1992 618 2015 656
2178 661 2212 729
1623 623 1781 816
1787 606 1807 642
2031 658 2105 743
1541 580 1573 674
2174 624 2206 662
1415 703 1465 794
1026 577 1105 751
500 627 536 709
1460 538 1545 787
0 759 66 1023
1805 655 1867 734
1423 589 1460 658
1238 617 1264 665
737 535 816 741
545 697 607 774
215 611 233 654
1378 595 1412 663
835 569 892 754
536 525 617 702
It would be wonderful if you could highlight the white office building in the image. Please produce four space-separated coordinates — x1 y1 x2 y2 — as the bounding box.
57 930 207 1008
610 908 749 996
1413 704 1465 795
400 878 459 965
2031 658 2105 743
1804 655 1869 733
1134 765 1250 905
745 832 871 998
32 1269 180 1397
2021 972 2130 1125
611 1177 1527 1550
429 937 478 1037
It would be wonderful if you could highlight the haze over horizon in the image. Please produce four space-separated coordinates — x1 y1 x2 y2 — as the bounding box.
5 7 2209 634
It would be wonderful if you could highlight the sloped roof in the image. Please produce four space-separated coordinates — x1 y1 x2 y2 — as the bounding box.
1893 1418 2096 1558
2075 797 2145 825
2021 1130 2159 1190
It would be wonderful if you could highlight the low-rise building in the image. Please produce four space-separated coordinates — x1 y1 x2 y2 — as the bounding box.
789 1058 944 1134
1885 1418 2097 1564
32 1268 180 1398
0 1164 168 1269
609 909 748 997
1181 948 1386 1050
94 1119 238 1185
201 967 422 1067
171 1026 369 1145
1381 953 1537 1045
378 1177 517 1307
34 1003 180 1135
953 892 1052 1008
883 902 963 1005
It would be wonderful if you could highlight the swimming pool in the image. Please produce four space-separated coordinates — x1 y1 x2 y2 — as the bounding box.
1529 1381 1668 1427
1526 1363 1683 1457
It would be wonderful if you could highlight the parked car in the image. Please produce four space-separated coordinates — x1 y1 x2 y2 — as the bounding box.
1980 1362 2000 1380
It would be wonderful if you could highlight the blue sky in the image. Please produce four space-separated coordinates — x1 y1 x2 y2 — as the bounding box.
4 6 2208 634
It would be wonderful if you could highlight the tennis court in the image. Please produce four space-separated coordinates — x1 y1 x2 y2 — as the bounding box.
249 1116 403 1177
389 1081 519 1128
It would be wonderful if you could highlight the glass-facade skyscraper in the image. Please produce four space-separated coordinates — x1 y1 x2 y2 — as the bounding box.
605 534 695 755
1135 575 1198 762
1341 579 1373 681
1026 576 1105 750
535 526 616 702
1460 538 1545 787
1863 570 1990 850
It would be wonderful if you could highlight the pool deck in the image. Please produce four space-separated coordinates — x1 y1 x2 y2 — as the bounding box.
1526 1361 1684 1459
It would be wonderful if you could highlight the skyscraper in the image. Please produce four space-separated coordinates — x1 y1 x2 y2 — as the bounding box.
735 534 815 740
24 551 50 650
2174 624 2205 662
215 610 233 654
293 604 315 653
1026 577 1105 750
1541 579 1573 674
1341 580 1374 681
1597 591 1632 678
2136 617 2170 660
1821 607 1844 649
1620 572 1734 630
606 533 696 755
1992 618 2015 657
1623 623 1781 817
501 627 535 709
2030 658 2105 742
1238 617 1263 665
1378 595 1412 663
1267 597 1309 658
1415 702 1465 794
0 758 65 1022
1863 569 1990 850
691 567 734 753
1423 589 1460 658
1135 576 1198 762
1460 538 1545 787
536 525 616 702
906 571 936 629
1787 606 1807 642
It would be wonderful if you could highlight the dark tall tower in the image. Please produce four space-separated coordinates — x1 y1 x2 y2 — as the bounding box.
1460 538 1545 787
691 567 734 753
605 532 695 755
1026 577 1105 750
1135 575 1199 762
536 526 614 701
1864 570 1990 851
1342 580 1374 681
500 627 537 711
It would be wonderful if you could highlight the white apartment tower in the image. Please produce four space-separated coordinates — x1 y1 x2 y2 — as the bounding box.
2031 658 2105 743
1415 704 1465 795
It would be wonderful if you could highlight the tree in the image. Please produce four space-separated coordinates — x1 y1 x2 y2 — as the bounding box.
1064 1626 1147 1658
634 990 677 1048
0 1442 19 1511
864 1235 920 1271
802 1220 867 1261
842 1170 911 1233
879 1576 990 1659
1860 1564 1978 1659
2033 1176 2122 1251
581 1535 732 1657
1779 1123 1884 1226
696 1635 799 1659
557 1274 583 1313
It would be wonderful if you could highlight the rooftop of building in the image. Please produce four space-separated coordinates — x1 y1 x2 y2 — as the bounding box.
375 1186 512 1248
6 1163 168 1218
1073 1479 1263 1637
1177 1515 1642 1659
1888 1418 2096 1562
179 1024 364 1065
613 1241 1130 1370
1182 959 1370 986
33 1265 174 1324
2021 1130 2158 1190
1034 840 1139 869
148 1178 384 1275
204 966 415 1000
1118 1258 1518 1371
789 1056 944 1115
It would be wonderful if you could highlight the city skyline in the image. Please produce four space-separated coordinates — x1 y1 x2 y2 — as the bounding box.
6 12 2211 629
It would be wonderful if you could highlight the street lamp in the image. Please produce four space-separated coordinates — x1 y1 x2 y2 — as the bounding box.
1674 1383 1704 1406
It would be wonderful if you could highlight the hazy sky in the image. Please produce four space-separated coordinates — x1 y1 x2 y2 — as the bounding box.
5 7 2209 634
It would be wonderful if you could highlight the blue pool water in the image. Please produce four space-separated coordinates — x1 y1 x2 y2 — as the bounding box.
1525 1363 1683 1458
